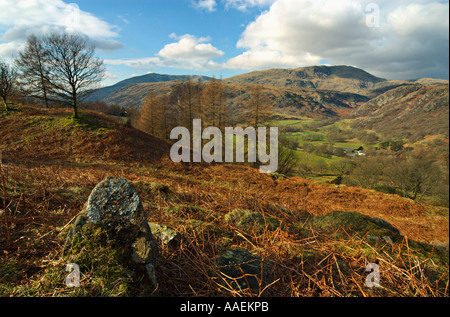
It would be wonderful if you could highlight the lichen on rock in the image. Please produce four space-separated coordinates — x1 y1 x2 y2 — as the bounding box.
62 176 159 295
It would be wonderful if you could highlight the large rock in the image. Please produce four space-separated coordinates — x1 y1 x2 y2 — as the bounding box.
63 176 159 294
85 176 143 224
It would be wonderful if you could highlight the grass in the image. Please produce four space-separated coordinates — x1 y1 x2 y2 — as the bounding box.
1 153 448 297
267 118 319 129
0 105 448 297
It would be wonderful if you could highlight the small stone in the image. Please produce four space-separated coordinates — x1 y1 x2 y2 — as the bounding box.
149 222 179 246
145 263 158 289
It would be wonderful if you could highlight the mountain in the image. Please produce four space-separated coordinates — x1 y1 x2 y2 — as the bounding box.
86 65 449 121
87 65 384 118
88 73 211 102
224 65 387 97
96 80 370 119
352 84 449 140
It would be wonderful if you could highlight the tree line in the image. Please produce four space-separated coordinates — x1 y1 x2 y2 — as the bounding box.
0 33 104 119
136 78 274 140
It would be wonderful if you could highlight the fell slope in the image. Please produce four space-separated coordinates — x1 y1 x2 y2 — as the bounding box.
352 84 449 139
0 106 448 297
0 106 172 164
87 65 448 122
87 73 211 103
224 65 387 97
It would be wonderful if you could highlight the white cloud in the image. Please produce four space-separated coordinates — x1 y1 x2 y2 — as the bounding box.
194 0 218 12
106 34 224 71
387 2 449 38
226 0 449 79
158 34 224 60
224 0 276 11
0 0 123 57
193 0 275 12
0 41 25 58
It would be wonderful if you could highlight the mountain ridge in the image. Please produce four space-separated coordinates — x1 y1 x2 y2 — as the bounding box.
89 73 211 102
86 65 449 128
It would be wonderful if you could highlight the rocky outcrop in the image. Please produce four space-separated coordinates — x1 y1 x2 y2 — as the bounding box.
63 176 159 294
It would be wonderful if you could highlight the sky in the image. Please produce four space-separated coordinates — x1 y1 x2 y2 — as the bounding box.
0 0 448 86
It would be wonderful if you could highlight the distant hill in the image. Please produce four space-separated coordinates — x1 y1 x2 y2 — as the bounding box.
85 65 449 122
352 84 449 140
224 65 387 97
88 73 211 103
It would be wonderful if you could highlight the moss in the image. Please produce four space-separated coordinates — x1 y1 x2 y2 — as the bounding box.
311 210 401 241
224 209 281 234
62 214 153 296
175 218 234 240
150 182 171 195
165 204 218 222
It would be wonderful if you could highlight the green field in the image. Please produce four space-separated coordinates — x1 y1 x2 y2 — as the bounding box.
269 118 374 180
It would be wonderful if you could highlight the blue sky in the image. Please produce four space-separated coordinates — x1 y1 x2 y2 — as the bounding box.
0 0 449 86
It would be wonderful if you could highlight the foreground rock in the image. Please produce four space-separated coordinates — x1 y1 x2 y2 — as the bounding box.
63 176 159 295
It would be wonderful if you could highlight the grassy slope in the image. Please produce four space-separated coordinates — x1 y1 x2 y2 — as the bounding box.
0 105 448 297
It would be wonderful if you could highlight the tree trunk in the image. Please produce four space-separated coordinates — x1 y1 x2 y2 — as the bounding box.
72 91 78 119
2 96 8 112
41 75 49 108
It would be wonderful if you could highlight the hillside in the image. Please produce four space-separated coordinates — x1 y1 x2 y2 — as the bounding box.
224 65 386 97
0 105 448 297
224 66 449 98
86 65 448 122
352 84 449 140
0 106 172 164
87 73 211 103
99 81 369 119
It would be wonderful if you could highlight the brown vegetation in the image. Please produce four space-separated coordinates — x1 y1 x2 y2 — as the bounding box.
1 105 448 297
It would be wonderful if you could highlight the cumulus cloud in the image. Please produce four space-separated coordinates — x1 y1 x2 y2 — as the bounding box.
226 0 449 79
105 34 224 71
158 34 224 60
0 0 123 58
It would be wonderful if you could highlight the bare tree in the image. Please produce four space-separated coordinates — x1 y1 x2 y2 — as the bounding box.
0 59 18 112
202 76 226 128
43 33 105 119
157 93 170 139
15 35 51 107
247 84 272 126
137 92 157 135
330 159 354 184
